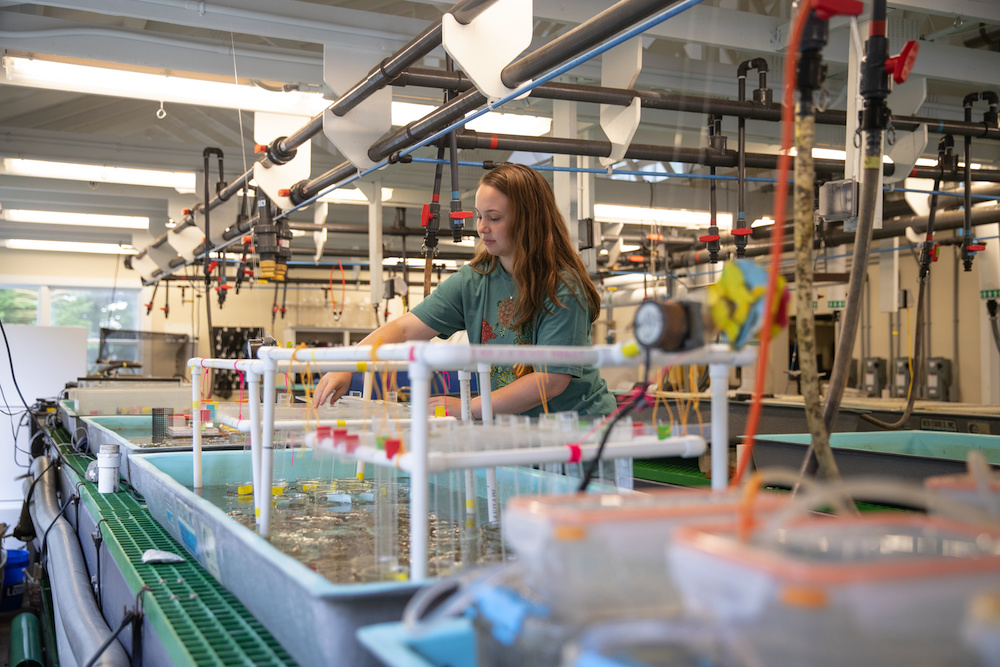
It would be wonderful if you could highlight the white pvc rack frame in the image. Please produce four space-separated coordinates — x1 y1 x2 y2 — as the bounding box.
188 341 756 581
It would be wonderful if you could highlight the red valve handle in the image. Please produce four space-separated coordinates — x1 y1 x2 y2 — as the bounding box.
968 243 986 252
885 41 919 85
813 0 863 20
450 211 474 219
421 203 432 227
731 228 754 236
699 234 721 243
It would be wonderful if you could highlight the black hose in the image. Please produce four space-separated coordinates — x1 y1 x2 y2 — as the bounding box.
82 611 136 667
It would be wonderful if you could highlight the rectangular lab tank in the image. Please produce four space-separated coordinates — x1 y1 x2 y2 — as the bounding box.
81 415 246 484
752 430 1000 481
127 450 606 667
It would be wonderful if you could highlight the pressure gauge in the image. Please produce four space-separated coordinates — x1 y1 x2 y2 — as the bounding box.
633 299 696 352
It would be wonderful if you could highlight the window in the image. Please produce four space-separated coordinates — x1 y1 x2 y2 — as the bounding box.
0 288 38 324
50 288 139 371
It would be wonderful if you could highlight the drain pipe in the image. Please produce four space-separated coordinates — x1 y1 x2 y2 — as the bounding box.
27 456 130 667
961 92 999 271
860 136 953 425
735 58 769 257
822 0 918 431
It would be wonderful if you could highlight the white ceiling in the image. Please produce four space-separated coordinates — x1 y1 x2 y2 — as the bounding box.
1 0 999 264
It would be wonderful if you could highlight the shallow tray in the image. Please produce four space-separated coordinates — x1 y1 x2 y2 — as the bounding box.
752 430 1000 482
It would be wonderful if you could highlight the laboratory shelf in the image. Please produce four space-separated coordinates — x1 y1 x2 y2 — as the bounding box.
58 449 298 667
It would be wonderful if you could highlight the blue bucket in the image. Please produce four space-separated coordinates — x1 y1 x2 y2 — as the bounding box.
1 549 30 612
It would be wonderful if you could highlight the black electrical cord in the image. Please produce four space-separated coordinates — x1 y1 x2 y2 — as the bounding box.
93 518 108 613
40 493 78 563
0 315 32 411
578 352 652 493
82 610 136 667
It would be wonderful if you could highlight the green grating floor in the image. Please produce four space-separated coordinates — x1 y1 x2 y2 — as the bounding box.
59 451 298 667
633 457 711 487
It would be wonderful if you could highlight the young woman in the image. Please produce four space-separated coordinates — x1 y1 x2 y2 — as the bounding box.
314 163 616 418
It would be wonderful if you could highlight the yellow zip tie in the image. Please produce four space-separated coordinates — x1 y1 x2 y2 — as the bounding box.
534 365 549 414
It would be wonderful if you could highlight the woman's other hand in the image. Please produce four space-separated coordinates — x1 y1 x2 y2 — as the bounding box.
314 371 353 406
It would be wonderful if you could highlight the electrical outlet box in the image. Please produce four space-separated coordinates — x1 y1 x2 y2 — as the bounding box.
862 357 887 397
893 357 911 399
818 179 858 223
926 357 952 401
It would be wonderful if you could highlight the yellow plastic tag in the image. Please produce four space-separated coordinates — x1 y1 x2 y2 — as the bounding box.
434 406 447 418
237 484 253 496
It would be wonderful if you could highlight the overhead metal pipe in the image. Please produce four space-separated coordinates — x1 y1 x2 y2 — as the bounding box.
173 0 498 226
392 68 1000 141
669 202 1000 267
500 0 678 89
368 0 692 162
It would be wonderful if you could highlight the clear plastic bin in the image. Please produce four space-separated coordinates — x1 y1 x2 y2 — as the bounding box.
503 488 788 620
925 471 1000 518
668 514 1000 666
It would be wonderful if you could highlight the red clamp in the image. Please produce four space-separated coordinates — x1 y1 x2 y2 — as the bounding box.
885 41 919 85
253 144 267 154
241 235 253 245
813 0 863 20
731 228 754 236
207 260 219 273
699 234 721 243
450 211 474 220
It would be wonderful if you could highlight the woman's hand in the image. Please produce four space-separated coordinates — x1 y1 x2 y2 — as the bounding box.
427 395 469 419
314 371 353 406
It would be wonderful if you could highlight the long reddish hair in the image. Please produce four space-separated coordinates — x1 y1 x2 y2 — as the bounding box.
471 163 600 328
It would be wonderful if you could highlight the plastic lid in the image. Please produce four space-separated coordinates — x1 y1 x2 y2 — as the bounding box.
925 472 1000 492
674 514 1000 584
506 488 787 525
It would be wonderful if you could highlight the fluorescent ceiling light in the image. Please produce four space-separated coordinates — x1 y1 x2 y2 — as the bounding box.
2 56 329 116
751 216 774 228
594 204 734 230
3 209 149 230
914 157 981 169
317 187 394 204
392 101 551 137
3 57 553 136
619 243 642 251
3 158 196 193
788 147 893 164
3 239 137 254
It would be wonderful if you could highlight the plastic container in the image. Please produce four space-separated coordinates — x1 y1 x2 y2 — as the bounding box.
925 470 1000 517
1 549 30 612
668 514 1000 666
357 618 476 667
468 489 787 667
502 488 789 620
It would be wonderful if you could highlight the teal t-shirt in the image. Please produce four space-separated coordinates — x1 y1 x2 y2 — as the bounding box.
410 263 617 418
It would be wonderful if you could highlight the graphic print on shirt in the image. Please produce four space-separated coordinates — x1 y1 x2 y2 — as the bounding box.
486 297 533 389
